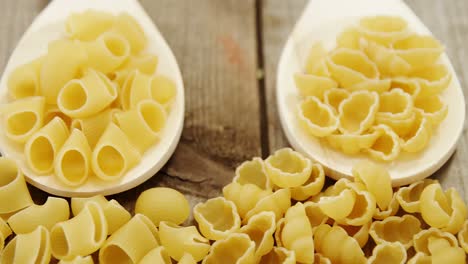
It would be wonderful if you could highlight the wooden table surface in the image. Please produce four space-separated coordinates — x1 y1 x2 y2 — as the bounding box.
1 0 467 222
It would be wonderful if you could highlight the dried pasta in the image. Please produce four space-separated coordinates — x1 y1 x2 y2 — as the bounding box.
223 182 272 219
112 13 147 54
0 217 12 251
333 221 371 248
58 255 94 264
233 157 271 190
396 178 438 213
259 247 296 264
7 57 43 99
361 40 411 77
66 10 115 41
131 74 177 110
298 96 339 137
159 221 210 262
323 87 349 113
303 201 329 230
193 197 241 240
290 163 325 201
202 233 255 264
178 253 197 264
392 34 444 68
244 188 291 223
44 106 72 128
325 128 380 155
294 73 337 100
365 124 401 161
25 117 69 174
367 242 407 264
357 15 409 45
281 203 314 263
8 196 69 234
0 157 33 214
369 214 422 249
413 227 459 255
71 108 113 148
304 42 329 76
239 211 276 259
113 53 158 86
139 246 172 264
0 226 51 264
414 94 448 126
376 88 413 120
264 148 312 188
373 192 400 220
352 160 392 210
457 220 468 253
338 90 379 135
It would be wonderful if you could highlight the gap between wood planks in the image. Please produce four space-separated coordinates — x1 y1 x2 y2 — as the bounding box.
255 0 271 159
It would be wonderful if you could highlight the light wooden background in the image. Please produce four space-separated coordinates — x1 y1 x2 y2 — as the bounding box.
0 0 467 221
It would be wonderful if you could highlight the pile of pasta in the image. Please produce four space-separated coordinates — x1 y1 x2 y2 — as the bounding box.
1 148 468 263
1 10 176 186
296 16 450 161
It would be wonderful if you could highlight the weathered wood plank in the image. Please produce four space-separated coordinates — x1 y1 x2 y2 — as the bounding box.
261 0 468 199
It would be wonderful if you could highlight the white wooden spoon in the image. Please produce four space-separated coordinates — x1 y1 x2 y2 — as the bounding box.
277 0 465 186
0 0 185 196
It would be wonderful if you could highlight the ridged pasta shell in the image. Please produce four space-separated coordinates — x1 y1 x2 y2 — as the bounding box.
357 16 409 46
413 227 459 255
291 163 325 201
326 128 380 155
336 187 376 226
392 34 444 68
223 182 272 219
338 90 379 135
303 201 329 230
367 242 407 264
333 221 371 248
304 42 329 76
294 73 337 100
233 157 272 190
391 77 421 99
319 188 356 220
274 217 285 247
0 226 51 264
202 233 256 264
314 253 332 264
411 64 452 98
407 252 431 264
370 214 422 249
0 158 33 214
373 192 400 220
352 161 392 210
377 88 414 120
401 114 432 153
264 148 312 188
194 197 241 240
323 88 350 113
281 203 314 263
336 27 361 50
457 220 468 253
365 124 401 161
240 211 276 259
414 94 448 126
298 96 339 137
361 40 411 77
259 247 296 264
375 110 416 137
396 178 438 213
244 188 291 223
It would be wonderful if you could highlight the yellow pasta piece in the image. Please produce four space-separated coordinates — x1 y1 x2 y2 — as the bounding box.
194 197 241 240
407 252 431 264
338 90 379 135
294 73 338 100
411 64 452 97
54 129 92 186
82 31 130 74
313 224 366 264
367 242 407 264
361 40 411 76
244 188 291 223
352 161 392 210
357 16 409 45
325 128 380 155
373 192 400 220
66 10 115 41
376 88 413 120
369 214 422 249
1 96 45 143
323 88 349 113
58 69 117 118
99 214 159 264
112 13 147 54
44 106 72 128
365 124 401 161
304 42 329 76
139 246 171 264
401 114 432 153
8 196 69 234
264 148 312 188
91 123 141 181
40 39 87 104
159 221 210 262
318 188 356 220
115 100 166 153
71 195 131 235
223 182 272 219
430 242 465 264
202 233 256 264
413 227 459 255
274 217 286 247
397 179 438 214
314 253 332 264
0 217 12 251
281 203 314 263
135 187 190 227
303 201 329 230
119 70 147 110
336 27 361 50
71 108 113 148
112 53 158 86
414 94 448 126
457 220 468 253
291 163 325 201
7 57 43 99
337 187 376 226
131 75 177 110
178 253 197 264
375 110 416 137
420 183 467 233
58 255 94 264
259 247 296 264
0 226 51 264
239 211 276 260
51 202 107 260
25 117 69 174
298 96 339 137
391 77 422 99
393 34 444 68
233 157 271 190
334 221 371 248
0 158 33 214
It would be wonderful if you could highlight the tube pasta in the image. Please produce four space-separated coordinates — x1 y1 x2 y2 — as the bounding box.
119 70 147 110
233 157 271 190
414 95 448 126
40 39 87 104
159 221 210 262
357 16 409 46
115 100 166 153
298 96 339 137
51 202 107 260
352 161 392 210
291 163 325 201
193 197 241 240
54 129 92 186
58 255 94 264
25 117 69 174
240 211 276 259
294 73 337 100
396 179 438 213
264 148 312 188
112 13 147 54
420 183 467 234
130 75 177 110
99 214 160 264
8 197 69 234
369 214 422 249
323 88 349 113
7 57 43 99
244 188 291 223
139 246 172 264
82 31 130 74
0 217 12 251
66 10 115 41
365 124 401 161
71 108 113 148
178 253 197 264
325 128 380 155
413 227 459 255
0 158 33 214
338 90 379 135
259 247 296 264
392 34 444 68
313 224 366 264
91 123 141 181
58 69 117 118
367 242 407 264
1 96 45 143
281 203 314 263
113 53 158 86
0 226 51 264
223 182 272 219
202 233 256 264
44 106 72 128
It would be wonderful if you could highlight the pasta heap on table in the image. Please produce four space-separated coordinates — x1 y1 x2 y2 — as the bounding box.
1 148 468 263
296 16 450 161
1 10 176 186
